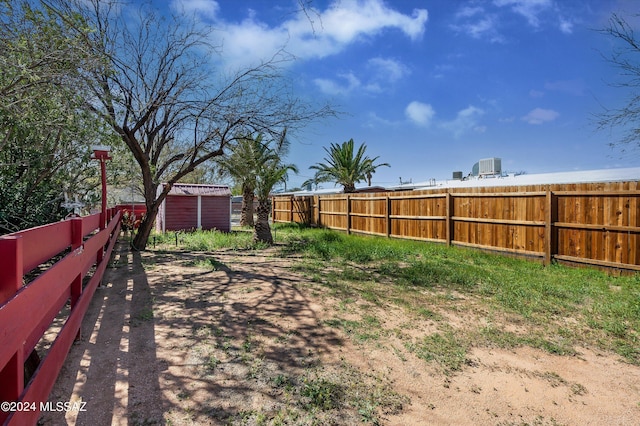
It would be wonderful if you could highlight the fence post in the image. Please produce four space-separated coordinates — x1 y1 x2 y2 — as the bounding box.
71 218 84 340
386 195 391 237
0 236 23 304
346 195 351 235
0 236 25 419
290 196 294 223
544 188 558 265
446 192 454 246
316 196 321 227
272 197 275 223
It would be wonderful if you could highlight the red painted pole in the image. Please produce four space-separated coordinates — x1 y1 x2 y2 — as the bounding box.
92 147 111 281
92 147 111 230
100 158 107 230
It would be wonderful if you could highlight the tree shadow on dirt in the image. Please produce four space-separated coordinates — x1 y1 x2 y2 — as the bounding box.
41 244 352 425
40 242 163 425
148 249 351 424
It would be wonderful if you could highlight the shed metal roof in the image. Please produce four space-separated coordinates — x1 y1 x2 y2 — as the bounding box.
163 183 231 197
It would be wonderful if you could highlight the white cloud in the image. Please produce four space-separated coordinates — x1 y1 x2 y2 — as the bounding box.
558 17 574 34
172 0 220 18
451 6 503 43
441 105 485 138
529 89 544 98
313 72 361 96
455 6 484 19
522 108 559 124
493 0 552 28
365 111 400 128
307 0 428 44
315 57 409 96
405 101 435 127
367 57 410 83
175 0 428 68
454 0 575 41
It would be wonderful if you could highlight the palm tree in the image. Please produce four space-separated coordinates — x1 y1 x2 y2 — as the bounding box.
253 156 298 244
217 131 294 239
309 138 389 193
217 134 286 226
217 136 258 226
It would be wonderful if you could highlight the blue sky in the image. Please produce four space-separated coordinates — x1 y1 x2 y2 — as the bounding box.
168 0 640 188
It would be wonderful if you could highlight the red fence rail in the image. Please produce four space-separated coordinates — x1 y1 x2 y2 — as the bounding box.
0 209 121 425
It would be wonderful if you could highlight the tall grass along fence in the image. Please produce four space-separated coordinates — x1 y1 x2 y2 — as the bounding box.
0 209 121 426
273 181 640 273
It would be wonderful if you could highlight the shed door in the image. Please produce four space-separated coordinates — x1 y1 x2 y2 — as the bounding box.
201 196 230 232
165 195 197 231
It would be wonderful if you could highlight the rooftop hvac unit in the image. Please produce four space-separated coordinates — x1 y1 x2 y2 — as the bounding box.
452 171 463 180
479 157 501 176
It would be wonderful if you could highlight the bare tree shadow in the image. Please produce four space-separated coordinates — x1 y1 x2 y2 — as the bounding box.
144 249 348 423
41 243 348 425
40 242 163 425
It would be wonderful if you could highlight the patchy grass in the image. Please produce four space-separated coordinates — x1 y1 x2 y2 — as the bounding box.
185 257 226 271
140 225 639 425
152 229 265 251
151 224 639 371
272 223 640 366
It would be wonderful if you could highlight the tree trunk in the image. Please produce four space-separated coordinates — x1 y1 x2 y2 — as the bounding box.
240 184 255 227
132 203 158 251
253 198 273 244
130 159 162 251
343 183 356 193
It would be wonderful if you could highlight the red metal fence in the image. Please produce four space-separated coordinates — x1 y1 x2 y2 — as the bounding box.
0 209 121 425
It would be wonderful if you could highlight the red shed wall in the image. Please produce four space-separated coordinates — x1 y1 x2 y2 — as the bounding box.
165 195 198 231
163 195 230 232
201 196 231 232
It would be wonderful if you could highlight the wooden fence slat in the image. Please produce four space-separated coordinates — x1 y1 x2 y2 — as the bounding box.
450 191 546 197
453 241 544 258
389 215 447 220
554 222 640 233
273 181 640 272
388 193 447 200
554 254 640 271
452 216 546 226
553 190 640 196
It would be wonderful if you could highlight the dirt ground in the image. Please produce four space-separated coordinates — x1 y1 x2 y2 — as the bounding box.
40 241 640 425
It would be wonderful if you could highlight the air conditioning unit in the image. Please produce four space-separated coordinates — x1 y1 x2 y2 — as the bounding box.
479 158 501 176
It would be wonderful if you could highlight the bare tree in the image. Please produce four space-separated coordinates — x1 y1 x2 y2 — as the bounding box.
597 12 640 156
51 0 335 249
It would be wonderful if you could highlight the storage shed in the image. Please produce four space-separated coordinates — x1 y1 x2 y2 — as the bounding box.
156 183 231 232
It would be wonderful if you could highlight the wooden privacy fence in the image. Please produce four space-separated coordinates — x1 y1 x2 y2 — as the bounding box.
273 181 640 272
0 209 121 426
